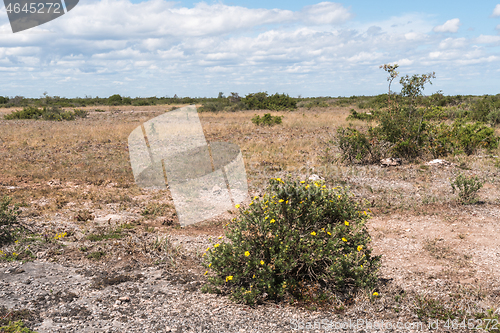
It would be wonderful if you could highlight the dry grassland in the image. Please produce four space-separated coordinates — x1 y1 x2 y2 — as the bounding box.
0 104 499 331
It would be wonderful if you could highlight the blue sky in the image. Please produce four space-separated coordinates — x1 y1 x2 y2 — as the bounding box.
0 1 499 98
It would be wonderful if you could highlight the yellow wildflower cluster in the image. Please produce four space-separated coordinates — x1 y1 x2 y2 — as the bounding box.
54 232 67 240
226 276 233 282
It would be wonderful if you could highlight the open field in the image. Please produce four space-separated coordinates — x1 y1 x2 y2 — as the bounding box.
0 105 499 332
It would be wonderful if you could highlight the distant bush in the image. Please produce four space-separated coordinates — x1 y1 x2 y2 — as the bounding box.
3 106 43 120
243 92 297 111
132 98 154 106
4 106 87 121
73 109 88 118
0 96 8 104
298 98 331 109
251 113 283 126
108 94 122 106
346 109 376 121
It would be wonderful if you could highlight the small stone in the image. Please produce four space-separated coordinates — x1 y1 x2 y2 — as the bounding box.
308 174 323 181
119 296 130 302
381 158 402 167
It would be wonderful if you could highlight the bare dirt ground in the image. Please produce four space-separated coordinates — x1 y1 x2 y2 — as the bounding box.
0 105 499 332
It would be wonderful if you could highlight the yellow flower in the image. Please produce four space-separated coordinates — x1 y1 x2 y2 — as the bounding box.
322 185 326 188
300 201 303 204
218 236 223 239
244 251 250 257
321 228 325 232
364 211 367 215
373 292 379 296
249 202 253 206
270 219 275 223
338 195 341 199
305 185 309 189
279 199 284 203
209 263 212 267
254 196 258 200
265 216 269 220
12 252 18 256
342 237 347 242
235 204 240 209
300 181 305 183
344 221 349 226
357 245 363 252
311 231 316 236
214 243 220 248
360 265 363 268
327 232 331 236
226 276 233 282
15 240 18 244
314 182 319 187
260 260 265 265
204 271 208 275
206 247 210 251
285 200 288 204
252 274 256 278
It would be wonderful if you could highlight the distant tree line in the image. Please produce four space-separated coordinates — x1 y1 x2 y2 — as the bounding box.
0 92 499 117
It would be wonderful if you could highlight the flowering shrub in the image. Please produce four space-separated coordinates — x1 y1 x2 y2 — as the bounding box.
202 178 381 305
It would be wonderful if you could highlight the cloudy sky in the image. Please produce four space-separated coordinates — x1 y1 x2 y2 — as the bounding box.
0 0 499 98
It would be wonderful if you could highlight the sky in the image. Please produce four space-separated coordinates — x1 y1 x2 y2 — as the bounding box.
0 1 499 98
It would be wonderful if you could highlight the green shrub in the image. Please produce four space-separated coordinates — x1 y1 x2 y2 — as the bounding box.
3 106 43 120
346 109 376 121
243 92 297 111
0 320 37 333
487 108 500 126
251 113 283 126
450 174 483 204
451 121 498 155
0 196 20 245
0 96 8 104
4 106 88 121
108 94 122 106
335 126 381 164
41 107 75 121
73 109 88 118
203 178 380 305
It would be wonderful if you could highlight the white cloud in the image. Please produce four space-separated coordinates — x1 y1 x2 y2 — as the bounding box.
299 2 352 25
475 35 500 44
493 4 500 17
433 18 461 33
439 37 467 49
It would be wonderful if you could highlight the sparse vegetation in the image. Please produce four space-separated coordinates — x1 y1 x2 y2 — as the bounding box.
0 197 20 245
4 106 88 121
251 113 283 126
450 173 484 204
